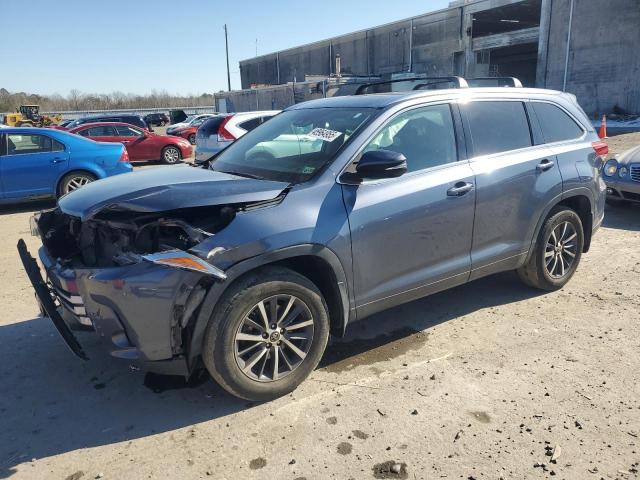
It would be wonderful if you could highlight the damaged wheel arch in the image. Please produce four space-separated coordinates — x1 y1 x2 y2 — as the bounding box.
185 244 352 370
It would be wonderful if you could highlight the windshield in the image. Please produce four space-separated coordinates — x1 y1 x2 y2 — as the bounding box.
183 115 196 124
210 107 375 184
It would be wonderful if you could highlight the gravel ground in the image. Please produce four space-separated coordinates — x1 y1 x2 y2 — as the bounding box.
0 134 638 480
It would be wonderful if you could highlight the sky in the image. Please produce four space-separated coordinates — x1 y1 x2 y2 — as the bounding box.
0 0 450 96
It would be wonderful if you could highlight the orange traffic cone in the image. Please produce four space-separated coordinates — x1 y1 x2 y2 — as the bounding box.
599 114 608 139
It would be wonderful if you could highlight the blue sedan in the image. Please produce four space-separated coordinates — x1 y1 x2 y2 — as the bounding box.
0 127 132 204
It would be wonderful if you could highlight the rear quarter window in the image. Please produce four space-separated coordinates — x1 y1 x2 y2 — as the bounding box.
531 102 584 143
464 101 532 157
238 117 261 132
198 116 227 136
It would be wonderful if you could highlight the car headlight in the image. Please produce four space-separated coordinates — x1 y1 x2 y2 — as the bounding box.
604 159 618 176
143 250 226 279
619 166 628 178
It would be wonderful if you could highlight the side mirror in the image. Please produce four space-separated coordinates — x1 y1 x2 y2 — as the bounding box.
353 150 408 180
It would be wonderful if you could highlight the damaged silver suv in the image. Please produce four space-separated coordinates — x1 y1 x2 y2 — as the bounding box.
20 84 606 401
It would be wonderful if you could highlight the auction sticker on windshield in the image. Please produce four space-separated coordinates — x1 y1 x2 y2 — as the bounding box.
308 128 343 142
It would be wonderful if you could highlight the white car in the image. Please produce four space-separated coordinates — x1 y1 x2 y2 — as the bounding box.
167 114 217 133
194 110 280 163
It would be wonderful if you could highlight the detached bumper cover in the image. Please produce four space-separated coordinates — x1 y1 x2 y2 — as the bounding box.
19 239 210 375
17 239 88 360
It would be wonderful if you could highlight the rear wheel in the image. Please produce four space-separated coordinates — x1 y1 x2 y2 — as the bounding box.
517 206 584 291
202 266 330 401
161 145 182 164
58 172 97 196
188 133 196 144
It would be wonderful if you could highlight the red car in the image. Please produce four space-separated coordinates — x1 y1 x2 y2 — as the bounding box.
70 122 192 164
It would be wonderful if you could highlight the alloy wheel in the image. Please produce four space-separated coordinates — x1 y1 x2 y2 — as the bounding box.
64 175 93 194
234 295 315 382
545 221 578 279
164 147 180 163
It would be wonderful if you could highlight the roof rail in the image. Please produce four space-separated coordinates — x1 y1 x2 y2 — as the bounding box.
467 77 523 88
354 76 469 95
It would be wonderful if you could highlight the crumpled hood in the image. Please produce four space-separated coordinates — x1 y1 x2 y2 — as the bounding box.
59 165 289 220
617 145 640 166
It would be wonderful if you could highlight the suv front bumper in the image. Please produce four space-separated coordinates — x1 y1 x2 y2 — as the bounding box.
18 240 206 376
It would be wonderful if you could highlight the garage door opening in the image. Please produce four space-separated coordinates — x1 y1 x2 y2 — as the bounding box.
475 43 539 87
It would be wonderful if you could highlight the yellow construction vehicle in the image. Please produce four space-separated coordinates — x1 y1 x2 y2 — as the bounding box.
3 105 63 127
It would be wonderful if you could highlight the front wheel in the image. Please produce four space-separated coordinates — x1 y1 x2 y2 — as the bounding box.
517 206 584 291
161 145 182 164
202 266 330 401
58 172 97 197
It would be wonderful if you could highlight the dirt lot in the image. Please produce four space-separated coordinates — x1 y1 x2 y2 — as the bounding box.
0 134 639 480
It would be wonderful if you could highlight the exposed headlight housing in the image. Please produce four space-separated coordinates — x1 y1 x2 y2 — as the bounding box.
143 250 226 280
604 159 618 176
619 166 628 178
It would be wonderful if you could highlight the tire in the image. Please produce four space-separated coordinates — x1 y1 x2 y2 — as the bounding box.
161 145 182 164
188 133 196 145
58 171 97 197
202 266 330 401
517 206 584 291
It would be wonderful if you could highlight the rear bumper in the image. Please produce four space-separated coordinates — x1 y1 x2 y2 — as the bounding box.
605 177 640 203
195 144 226 163
20 242 206 376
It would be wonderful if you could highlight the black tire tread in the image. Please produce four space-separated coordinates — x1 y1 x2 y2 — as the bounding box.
517 206 584 291
202 266 329 401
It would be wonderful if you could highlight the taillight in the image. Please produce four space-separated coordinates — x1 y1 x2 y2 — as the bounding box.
592 141 609 157
217 115 235 142
119 148 130 162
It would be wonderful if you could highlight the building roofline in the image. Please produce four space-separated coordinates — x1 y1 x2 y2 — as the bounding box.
239 0 498 66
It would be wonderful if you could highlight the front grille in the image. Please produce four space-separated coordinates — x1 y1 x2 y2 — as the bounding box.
49 283 92 326
630 164 640 183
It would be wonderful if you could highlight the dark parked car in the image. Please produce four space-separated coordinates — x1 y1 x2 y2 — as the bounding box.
144 112 170 127
20 86 606 401
64 114 151 131
603 144 640 205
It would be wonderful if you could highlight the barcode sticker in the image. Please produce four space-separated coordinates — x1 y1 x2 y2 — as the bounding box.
308 128 343 142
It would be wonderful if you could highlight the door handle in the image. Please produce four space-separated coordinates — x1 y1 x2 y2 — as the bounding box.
447 181 474 197
50 157 65 164
537 159 555 172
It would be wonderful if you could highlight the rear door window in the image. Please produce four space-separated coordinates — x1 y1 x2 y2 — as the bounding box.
531 102 584 143
86 126 117 136
7 134 52 155
464 101 532 156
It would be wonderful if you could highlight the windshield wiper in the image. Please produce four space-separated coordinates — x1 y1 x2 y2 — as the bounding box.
217 170 265 180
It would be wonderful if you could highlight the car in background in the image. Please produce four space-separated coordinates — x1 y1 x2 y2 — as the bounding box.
144 112 170 127
167 114 217 143
603 144 640 206
70 122 192 164
64 114 151 131
168 113 216 130
194 110 280 163
0 127 131 203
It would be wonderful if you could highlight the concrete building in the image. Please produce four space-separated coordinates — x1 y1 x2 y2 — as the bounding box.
238 0 640 115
